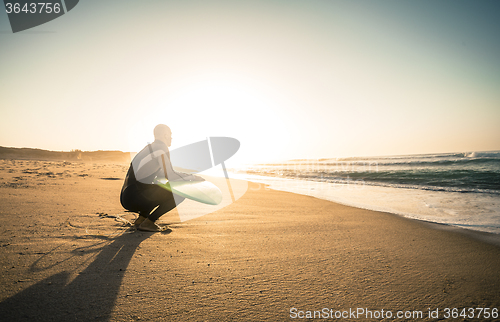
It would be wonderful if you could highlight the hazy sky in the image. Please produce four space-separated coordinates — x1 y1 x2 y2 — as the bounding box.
1 0 499 164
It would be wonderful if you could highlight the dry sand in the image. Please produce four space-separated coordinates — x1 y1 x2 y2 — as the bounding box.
0 159 499 321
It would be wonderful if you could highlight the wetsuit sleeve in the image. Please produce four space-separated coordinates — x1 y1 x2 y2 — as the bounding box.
159 151 187 181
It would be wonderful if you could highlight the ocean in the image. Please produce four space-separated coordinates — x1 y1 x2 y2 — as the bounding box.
233 151 500 234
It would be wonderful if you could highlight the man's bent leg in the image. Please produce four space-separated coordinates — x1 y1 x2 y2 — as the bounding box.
147 194 185 222
138 195 184 232
124 185 185 231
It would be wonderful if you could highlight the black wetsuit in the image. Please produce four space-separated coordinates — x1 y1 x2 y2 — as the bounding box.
120 141 184 222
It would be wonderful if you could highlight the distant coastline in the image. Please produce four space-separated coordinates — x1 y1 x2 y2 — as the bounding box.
0 146 131 163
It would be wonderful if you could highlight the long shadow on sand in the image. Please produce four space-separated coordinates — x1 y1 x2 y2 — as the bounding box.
0 230 155 321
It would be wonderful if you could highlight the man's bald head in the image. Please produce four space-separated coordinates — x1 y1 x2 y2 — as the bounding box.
154 124 172 146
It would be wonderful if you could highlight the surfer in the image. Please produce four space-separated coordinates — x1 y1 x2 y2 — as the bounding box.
120 124 203 232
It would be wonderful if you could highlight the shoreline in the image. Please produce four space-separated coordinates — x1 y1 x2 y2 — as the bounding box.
285 186 500 248
234 173 500 236
412 218 500 248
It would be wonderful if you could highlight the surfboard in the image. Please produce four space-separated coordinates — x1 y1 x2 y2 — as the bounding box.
154 178 223 205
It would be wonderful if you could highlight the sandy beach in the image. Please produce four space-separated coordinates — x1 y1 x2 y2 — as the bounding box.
0 159 499 321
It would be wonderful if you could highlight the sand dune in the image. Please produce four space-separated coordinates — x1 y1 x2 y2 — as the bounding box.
0 146 131 163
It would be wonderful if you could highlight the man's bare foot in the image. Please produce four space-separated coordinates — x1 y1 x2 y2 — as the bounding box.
138 218 166 232
133 215 147 227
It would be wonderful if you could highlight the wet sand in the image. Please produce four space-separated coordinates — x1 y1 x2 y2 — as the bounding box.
0 159 499 321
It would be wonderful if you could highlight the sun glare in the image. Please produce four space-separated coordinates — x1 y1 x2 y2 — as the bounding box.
126 76 288 165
